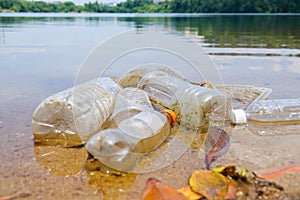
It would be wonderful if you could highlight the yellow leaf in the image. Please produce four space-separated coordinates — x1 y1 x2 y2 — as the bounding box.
189 170 229 200
178 186 203 200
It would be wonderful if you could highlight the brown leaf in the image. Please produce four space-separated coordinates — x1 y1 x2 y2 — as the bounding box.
255 164 300 180
224 179 237 200
189 170 230 200
141 178 188 200
205 127 230 170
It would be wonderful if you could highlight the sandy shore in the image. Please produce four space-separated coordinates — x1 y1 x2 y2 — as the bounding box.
0 104 299 200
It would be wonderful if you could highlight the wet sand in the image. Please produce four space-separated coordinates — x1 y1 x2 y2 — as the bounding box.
0 93 300 199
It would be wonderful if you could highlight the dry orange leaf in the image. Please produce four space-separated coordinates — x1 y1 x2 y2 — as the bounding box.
141 178 188 200
178 186 203 200
189 170 231 200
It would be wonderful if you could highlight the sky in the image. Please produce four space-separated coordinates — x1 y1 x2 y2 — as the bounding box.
40 0 126 5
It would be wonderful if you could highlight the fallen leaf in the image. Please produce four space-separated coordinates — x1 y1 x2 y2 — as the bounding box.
224 179 237 200
212 165 254 183
141 178 188 200
178 186 203 200
204 127 230 170
212 165 287 199
255 165 300 180
189 170 230 200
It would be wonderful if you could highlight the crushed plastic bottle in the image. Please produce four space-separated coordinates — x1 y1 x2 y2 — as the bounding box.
216 84 272 110
231 99 300 135
85 87 176 172
138 71 232 130
32 77 122 147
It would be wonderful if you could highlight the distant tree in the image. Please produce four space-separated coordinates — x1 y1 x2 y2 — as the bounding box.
63 1 76 12
0 0 299 13
0 0 15 10
11 0 29 12
83 1 102 12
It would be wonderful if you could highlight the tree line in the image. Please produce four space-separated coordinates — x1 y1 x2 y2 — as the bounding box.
0 0 299 13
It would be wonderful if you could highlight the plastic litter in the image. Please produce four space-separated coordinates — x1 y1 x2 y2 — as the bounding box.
32 78 121 147
138 71 232 129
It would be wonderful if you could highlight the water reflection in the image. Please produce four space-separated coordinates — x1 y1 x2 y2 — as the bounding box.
289 58 300 74
115 15 300 50
1 14 299 50
0 15 118 29
172 15 300 49
0 28 5 45
204 47 300 57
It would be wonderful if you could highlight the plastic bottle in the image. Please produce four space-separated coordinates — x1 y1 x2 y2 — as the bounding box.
231 99 300 135
100 87 154 130
215 84 272 110
85 87 177 172
138 71 232 130
119 65 187 88
32 77 122 147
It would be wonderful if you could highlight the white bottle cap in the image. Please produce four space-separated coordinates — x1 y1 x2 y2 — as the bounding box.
231 109 247 124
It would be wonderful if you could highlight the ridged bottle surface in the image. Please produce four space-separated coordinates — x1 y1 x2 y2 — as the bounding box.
119 65 186 88
138 71 232 129
232 99 300 135
85 87 173 172
32 77 121 147
86 110 171 172
247 99 300 124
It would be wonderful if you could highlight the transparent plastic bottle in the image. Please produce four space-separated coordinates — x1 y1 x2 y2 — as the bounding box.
119 65 187 88
231 99 300 135
32 77 122 147
98 87 154 131
85 87 176 172
138 71 232 130
215 84 272 110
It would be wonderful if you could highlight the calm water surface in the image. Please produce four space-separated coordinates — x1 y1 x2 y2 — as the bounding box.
0 13 299 199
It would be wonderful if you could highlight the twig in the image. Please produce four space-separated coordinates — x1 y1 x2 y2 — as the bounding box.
0 192 31 200
256 165 300 180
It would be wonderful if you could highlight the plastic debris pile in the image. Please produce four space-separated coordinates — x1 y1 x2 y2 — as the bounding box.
32 66 300 173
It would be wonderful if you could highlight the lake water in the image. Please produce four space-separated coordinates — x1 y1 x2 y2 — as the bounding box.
0 13 299 199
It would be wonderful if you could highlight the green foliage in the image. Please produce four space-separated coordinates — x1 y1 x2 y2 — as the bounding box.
0 0 83 13
101 0 300 13
0 0 299 13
